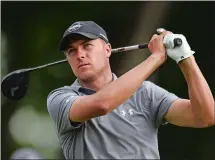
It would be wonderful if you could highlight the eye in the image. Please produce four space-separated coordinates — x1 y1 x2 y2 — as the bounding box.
83 43 92 48
66 48 75 56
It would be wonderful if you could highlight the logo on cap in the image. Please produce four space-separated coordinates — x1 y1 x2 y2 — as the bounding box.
68 22 82 32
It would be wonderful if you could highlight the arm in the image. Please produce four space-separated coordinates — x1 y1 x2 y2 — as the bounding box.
164 39 214 128
71 54 165 122
70 33 168 122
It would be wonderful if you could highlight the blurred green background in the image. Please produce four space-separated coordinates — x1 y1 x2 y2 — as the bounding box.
1 1 215 159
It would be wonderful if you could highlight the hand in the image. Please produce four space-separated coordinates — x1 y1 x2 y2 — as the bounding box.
163 33 195 64
148 30 171 63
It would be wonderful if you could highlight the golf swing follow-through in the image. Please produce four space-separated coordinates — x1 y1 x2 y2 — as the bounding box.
1 28 181 101
2 21 214 159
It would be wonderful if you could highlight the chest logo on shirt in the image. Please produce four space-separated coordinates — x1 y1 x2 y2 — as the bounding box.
120 109 134 116
128 109 134 115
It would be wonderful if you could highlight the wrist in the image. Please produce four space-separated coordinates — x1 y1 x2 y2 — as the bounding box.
178 55 199 77
178 55 195 67
150 53 166 64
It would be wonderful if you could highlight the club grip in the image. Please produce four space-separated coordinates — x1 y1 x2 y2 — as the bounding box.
137 39 182 49
138 43 148 49
174 38 182 47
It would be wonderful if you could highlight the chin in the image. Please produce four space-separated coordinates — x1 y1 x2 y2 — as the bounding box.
76 71 95 81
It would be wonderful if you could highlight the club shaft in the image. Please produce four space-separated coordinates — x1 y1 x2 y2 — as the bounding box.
111 43 148 53
31 43 148 71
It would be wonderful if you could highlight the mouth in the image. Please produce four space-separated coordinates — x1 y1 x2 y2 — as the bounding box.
78 63 90 68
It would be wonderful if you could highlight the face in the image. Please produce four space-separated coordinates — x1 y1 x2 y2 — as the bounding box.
65 36 111 81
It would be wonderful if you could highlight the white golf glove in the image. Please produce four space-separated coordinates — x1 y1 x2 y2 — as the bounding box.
163 33 195 63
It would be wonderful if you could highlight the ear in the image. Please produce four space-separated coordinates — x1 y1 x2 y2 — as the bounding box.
105 43 112 58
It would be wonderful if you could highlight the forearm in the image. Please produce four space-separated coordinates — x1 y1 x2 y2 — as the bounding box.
95 54 164 112
179 56 214 125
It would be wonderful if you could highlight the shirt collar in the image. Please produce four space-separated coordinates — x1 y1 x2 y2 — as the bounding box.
71 73 118 95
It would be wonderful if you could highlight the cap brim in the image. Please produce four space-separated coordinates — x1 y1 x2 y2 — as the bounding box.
58 32 99 52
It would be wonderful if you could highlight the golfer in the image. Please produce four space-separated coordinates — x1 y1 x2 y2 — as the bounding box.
47 21 214 159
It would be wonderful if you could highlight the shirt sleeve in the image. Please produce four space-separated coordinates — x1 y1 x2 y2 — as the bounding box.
144 81 179 127
47 87 84 135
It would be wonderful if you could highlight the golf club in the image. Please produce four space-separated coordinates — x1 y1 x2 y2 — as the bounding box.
1 39 182 101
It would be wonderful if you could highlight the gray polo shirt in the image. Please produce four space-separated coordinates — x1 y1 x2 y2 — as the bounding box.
47 74 179 159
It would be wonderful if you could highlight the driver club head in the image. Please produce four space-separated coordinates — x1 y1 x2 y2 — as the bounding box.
1 69 29 101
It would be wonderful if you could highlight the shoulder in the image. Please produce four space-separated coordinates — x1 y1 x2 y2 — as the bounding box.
47 85 79 100
46 85 80 119
136 81 172 100
137 80 156 93
47 85 80 110
139 80 169 93
132 81 155 101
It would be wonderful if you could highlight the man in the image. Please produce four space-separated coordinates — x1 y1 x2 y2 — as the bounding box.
47 21 214 159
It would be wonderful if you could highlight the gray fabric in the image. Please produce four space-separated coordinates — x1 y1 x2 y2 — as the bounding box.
47 74 179 159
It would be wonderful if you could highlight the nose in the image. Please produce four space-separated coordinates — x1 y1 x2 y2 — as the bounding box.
76 47 86 60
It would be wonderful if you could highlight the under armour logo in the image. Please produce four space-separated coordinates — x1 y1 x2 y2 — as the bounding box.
121 110 126 116
128 109 134 115
120 109 134 116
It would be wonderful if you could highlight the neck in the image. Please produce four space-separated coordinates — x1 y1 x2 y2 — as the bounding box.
78 68 113 91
